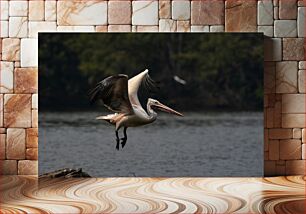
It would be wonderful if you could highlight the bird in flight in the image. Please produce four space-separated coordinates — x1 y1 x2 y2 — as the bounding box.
89 69 183 150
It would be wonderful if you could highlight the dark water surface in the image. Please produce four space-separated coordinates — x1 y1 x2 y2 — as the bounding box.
39 112 263 177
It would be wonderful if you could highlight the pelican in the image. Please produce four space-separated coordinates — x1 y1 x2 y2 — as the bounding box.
89 69 183 150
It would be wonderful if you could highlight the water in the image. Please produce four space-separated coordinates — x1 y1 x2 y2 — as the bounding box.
39 111 263 177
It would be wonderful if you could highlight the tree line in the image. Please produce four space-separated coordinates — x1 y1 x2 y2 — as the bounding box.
39 33 263 111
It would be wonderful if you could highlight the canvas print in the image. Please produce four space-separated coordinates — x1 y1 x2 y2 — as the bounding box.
39 33 263 177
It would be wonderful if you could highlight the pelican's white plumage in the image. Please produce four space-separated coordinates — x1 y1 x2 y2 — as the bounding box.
89 69 183 150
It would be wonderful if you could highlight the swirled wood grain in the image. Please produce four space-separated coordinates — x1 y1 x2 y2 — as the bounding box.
0 176 305 213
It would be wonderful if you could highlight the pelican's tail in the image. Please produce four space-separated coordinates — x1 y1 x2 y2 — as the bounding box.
96 113 124 124
96 114 115 120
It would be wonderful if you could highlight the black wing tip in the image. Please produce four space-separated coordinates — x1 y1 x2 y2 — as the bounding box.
88 74 129 105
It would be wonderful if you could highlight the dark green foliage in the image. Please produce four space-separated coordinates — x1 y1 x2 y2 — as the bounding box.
39 33 263 111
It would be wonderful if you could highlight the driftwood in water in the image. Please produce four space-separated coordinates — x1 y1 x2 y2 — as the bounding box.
39 168 91 178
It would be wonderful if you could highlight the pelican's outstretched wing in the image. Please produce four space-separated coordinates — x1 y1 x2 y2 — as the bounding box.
89 74 133 114
128 69 157 108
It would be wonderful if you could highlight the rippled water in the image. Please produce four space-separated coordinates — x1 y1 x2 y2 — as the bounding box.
39 111 263 177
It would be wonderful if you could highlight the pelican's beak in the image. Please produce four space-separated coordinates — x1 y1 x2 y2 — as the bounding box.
154 102 184 117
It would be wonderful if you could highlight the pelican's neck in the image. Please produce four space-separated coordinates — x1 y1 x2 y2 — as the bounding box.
146 101 157 120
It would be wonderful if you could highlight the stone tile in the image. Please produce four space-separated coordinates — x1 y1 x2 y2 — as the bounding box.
191 25 209 32
29 0 44 21
132 26 136 32
303 144 306 159
264 95 268 108
299 61 306 70
279 0 297 19
172 1 190 20
282 94 305 113
6 128 25 159
225 0 256 32
293 128 302 139
26 148 38 160
0 1 9 20
298 70 305 93
159 1 171 19
273 0 279 7
0 134 5 159
266 108 274 128
45 1 57 21
280 139 302 160
20 38 38 67
282 114 305 128
29 21 57 38
108 1 131 24
258 25 273 37
26 128 38 148
9 17 28 38
298 0 305 6
4 94 31 128
32 110 38 128
274 20 297 37
274 6 279 19
303 129 306 143
274 101 282 128
0 21 8 37
264 62 275 94
0 61 14 93
14 68 38 94
298 7 305 37
57 0 107 25
264 151 269 160
269 128 292 139
57 26 95 32
264 38 281 61
32 94 38 110
132 1 158 25
276 61 298 93
286 160 305 175
258 0 273 25
0 128 6 134
95 26 108 32
275 164 285 175
159 19 176 32
9 1 28 17
267 94 276 107
18 160 38 175
264 129 268 151
15 61 20 68
0 94 3 127
136 26 159 32
269 140 279 160
108 25 131 32
276 160 285 165
192 0 224 25
2 38 20 61
283 38 305 61
177 21 190 32
264 160 276 176
210 25 224 32
0 160 17 175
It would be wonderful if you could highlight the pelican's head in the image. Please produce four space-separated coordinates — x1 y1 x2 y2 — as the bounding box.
148 98 183 117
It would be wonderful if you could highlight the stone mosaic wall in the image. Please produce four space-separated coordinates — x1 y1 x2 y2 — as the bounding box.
0 0 305 176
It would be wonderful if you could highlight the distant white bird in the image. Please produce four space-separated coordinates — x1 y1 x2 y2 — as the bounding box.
89 69 183 150
173 75 187 85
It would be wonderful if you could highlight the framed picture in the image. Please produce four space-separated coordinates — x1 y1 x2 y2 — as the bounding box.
39 33 263 177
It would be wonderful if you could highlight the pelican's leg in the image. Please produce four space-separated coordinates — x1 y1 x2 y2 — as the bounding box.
121 127 128 148
115 130 120 150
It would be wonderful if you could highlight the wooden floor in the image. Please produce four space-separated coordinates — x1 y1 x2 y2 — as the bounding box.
0 176 305 214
